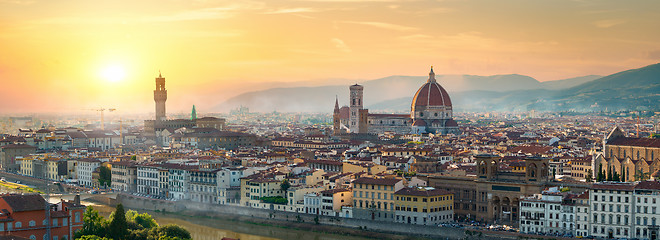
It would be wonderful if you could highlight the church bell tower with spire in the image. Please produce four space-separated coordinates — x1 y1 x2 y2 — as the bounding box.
333 96 341 135
154 72 167 121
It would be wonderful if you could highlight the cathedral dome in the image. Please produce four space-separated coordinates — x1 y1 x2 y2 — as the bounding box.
411 67 452 108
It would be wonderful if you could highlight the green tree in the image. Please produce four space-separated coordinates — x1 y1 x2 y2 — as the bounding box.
596 164 603 182
607 166 613 181
280 179 291 192
77 236 112 240
99 165 112 188
109 204 129 240
153 224 192 239
133 212 159 229
585 169 593 182
75 206 108 239
621 167 626 182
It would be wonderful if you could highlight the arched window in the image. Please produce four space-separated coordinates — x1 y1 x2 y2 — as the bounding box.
15 222 21 228
637 151 640 159
29 220 35 227
29 235 36 240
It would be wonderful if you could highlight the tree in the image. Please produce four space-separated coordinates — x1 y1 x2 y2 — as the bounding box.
133 212 159 229
635 170 650 181
621 168 626 182
153 224 192 239
99 165 112 188
75 206 108 239
596 164 603 182
280 179 291 192
607 166 613 181
77 236 112 240
585 169 593 182
109 204 129 240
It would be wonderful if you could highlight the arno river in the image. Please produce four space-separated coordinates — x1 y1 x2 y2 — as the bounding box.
87 202 375 240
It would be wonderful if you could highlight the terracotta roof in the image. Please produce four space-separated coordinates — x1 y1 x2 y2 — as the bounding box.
609 137 660 148
412 81 452 107
368 114 411 118
321 188 350 194
395 187 452 197
0 194 47 212
592 182 636 191
635 181 660 190
353 177 401 186
445 119 459 127
1 144 36 150
412 119 427 126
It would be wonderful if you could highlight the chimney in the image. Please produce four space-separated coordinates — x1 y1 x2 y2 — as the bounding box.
74 194 81 205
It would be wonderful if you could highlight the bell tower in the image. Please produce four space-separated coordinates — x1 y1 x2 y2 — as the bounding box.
349 84 364 133
333 96 341 135
154 72 167 121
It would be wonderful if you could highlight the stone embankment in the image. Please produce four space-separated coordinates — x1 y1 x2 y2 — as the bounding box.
118 193 560 240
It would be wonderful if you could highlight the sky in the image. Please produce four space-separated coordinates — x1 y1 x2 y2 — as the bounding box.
1 0 659 114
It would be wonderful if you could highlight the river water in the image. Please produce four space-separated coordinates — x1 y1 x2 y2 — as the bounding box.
85 202 374 240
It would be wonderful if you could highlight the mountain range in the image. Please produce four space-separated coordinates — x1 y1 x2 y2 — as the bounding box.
213 63 660 113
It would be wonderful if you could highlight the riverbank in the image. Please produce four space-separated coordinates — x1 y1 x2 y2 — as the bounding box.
118 193 469 240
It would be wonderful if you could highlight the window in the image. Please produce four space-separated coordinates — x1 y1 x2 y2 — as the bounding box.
29 220 35 227
30 236 36 240
53 219 58 227
15 222 21 228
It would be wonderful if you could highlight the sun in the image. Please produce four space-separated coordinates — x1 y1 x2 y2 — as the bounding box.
100 65 126 82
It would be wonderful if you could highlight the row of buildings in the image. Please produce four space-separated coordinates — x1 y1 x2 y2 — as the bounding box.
519 181 660 240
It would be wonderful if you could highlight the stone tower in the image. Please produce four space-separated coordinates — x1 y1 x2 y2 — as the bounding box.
191 105 197 120
333 96 341 135
349 84 364 133
154 72 167 121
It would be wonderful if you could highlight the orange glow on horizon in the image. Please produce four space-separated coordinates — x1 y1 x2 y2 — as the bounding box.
0 0 658 113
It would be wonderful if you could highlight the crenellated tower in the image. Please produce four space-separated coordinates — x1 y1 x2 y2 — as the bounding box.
154 72 167 121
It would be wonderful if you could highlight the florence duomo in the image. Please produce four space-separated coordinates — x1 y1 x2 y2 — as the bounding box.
333 67 460 135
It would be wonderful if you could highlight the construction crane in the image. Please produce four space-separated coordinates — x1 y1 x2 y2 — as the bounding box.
85 108 116 130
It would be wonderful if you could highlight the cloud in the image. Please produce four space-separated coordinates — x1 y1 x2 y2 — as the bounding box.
143 2 265 22
593 19 627 28
331 38 351 53
0 0 33 4
647 50 660 60
341 21 418 31
264 8 320 14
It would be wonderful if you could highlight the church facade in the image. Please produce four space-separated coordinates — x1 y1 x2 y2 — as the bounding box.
593 127 660 181
333 67 460 135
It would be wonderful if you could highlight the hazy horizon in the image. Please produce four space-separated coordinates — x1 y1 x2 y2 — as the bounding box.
1 0 659 114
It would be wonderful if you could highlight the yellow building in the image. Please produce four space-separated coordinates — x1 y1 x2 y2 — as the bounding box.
394 187 454 225
351 176 404 221
240 176 285 207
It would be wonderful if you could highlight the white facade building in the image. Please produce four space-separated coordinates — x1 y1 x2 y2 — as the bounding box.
76 158 100 188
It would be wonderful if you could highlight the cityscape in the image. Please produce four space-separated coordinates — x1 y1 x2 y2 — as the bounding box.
1 1 660 240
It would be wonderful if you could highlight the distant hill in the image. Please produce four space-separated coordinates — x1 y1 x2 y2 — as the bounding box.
540 75 602 90
213 63 659 112
215 73 570 112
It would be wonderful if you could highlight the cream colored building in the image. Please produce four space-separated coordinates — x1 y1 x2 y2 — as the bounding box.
394 187 454 225
351 176 404 221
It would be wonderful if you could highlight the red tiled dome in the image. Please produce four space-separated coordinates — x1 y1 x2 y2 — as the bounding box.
412 82 452 107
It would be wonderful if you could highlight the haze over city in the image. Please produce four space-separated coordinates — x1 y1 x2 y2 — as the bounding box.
1 0 660 114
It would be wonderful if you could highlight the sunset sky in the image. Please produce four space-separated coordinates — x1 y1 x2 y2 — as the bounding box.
1 0 659 114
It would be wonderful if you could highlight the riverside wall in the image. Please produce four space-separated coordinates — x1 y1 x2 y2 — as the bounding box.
118 194 535 240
